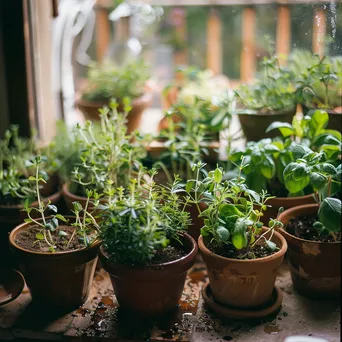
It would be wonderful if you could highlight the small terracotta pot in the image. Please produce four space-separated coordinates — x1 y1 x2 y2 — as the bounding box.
237 109 295 142
62 183 89 212
9 216 101 309
198 228 287 309
99 232 197 317
76 92 153 134
0 191 62 266
40 173 60 197
260 194 316 226
278 203 341 298
302 105 342 133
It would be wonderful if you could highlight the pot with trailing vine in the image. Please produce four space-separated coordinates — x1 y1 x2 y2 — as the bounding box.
229 110 341 226
288 49 342 133
8 158 101 309
75 59 152 133
277 146 341 298
190 165 287 312
98 174 197 317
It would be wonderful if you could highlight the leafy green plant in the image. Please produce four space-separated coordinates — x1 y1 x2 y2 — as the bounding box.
23 156 100 252
283 146 341 239
184 163 283 259
0 126 58 205
288 50 342 110
82 59 150 102
70 99 147 196
98 168 190 265
229 110 341 196
234 56 297 113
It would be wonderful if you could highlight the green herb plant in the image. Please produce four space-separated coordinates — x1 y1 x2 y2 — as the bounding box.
82 59 150 102
98 168 191 265
234 56 296 114
23 156 99 252
184 162 284 259
283 146 341 241
71 98 147 196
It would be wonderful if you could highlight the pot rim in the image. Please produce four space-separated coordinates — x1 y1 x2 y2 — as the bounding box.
236 108 296 116
198 227 287 263
278 203 341 245
76 91 153 108
62 183 87 202
267 193 315 202
9 215 101 256
0 190 61 210
100 231 197 269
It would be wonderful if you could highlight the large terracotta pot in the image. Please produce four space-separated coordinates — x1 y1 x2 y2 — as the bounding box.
260 194 316 226
302 105 342 133
9 216 101 309
237 109 295 142
0 191 62 267
278 203 341 298
198 228 287 309
76 92 153 134
99 232 197 317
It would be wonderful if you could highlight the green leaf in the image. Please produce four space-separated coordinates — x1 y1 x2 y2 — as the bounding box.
55 214 68 222
232 233 247 250
260 155 276 179
217 227 230 241
58 231 68 237
266 240 277 251
292 144 313 160
311 110 329 133
318 198 341 233
186 180 195 193
214 168 223 183
265 122 294 137
36 233 44 240
47 204 57 213
28 176 36 181
309 172 327 191
292 117 303 138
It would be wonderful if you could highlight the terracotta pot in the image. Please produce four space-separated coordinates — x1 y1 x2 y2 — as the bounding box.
99 232 197 317
0 191 62 267
260 194 316 226
40 173 60 197
76 92 153 134
198 228 287 309
237 109 295 142
302 105 342 133
9 216 101 309
278 203 341 298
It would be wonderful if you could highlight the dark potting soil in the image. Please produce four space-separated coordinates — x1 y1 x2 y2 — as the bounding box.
205 239 277 260
286 215 340 242
15 225 86 252
149 246 187 264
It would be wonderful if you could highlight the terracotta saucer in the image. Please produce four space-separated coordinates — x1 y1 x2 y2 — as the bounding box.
202 283 283 320
0 269 25 306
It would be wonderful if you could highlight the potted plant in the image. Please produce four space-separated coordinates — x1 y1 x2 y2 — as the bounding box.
234 55 297 142
97 169 197 317
278 145 341 298
288 50 342 132
0 127 61 263
229 110 341 224
76 59 152 133
9 156 101 309
188 163 287 312
62 99 147 211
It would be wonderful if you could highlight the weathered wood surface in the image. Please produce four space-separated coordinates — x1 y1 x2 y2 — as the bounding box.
0 261 340 341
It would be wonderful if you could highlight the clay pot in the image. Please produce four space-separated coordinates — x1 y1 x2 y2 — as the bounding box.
198 228 287 309
0 191 62 267
99 232 197 317
76 92 153 134
237 109 295 142
260 194 316 226
9 216 101 309
302 106 342 133
40 173 60 197
278 203 341 298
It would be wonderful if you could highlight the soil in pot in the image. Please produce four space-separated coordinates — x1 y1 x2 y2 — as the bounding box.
99 233 197 318
279 204 341 298
9 217 100 310
198 228 287 309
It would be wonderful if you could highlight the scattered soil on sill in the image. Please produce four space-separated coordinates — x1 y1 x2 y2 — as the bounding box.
205 238 277 259
149 246 186 264
15 225 90 252
286 215 340 242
